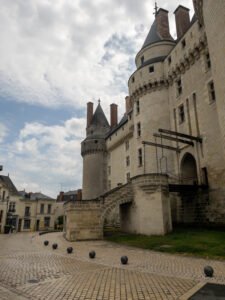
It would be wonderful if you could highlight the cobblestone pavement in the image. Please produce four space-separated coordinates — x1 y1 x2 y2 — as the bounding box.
0 233 224 299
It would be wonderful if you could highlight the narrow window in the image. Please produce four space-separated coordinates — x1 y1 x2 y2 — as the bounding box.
47 204 51 214
208 81 216 103
136 100 140 114
126 156 130 167
137 122 141 137
182 39 186 48
0 210 3 223
125 140 129 151
205 52 211 70
44 217 50 228
25 206 30 217
9 202 15 212
176 78 182 96
126 173 130 182
132 76 135 83
138 148 143 166
23 219 31 229
108 180 111 190
178 104 185 124
40 204 44 214
108 166 111 175
168 56 172 65
141 56 144 65
149 65 154 73
2 191 5 200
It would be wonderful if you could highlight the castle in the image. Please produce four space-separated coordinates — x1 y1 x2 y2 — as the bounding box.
65 0 225 241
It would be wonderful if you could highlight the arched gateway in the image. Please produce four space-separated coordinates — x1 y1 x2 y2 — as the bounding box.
180 153 198 185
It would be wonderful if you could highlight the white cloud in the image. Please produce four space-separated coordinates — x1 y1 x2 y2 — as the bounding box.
2 118 86 197
0 123 8 143
0 0 194 196
0 0 193 112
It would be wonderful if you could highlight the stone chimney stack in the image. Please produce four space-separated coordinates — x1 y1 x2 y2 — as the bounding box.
174 5 190 39
156 8 172 40
77 189 82 200
87 102 93 128
110 104 118 128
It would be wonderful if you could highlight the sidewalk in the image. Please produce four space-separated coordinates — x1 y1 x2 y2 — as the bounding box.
0 232 224 299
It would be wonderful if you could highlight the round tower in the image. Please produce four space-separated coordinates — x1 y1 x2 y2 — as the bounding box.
128 8 176 175
81 102 110 200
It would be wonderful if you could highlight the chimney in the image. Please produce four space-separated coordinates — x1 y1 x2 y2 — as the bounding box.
156 8 172 40
87 102 93 127
174 5 190 39
57 191 64 202
125 96 132 114
77 189 82 201
110 104 118 128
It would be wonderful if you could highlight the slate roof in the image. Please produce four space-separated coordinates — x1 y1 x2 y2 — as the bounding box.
141 14 174 50
19 191 54 201
142 20 162 49
89 103 110 128
106 114 128 138
0 175 19 195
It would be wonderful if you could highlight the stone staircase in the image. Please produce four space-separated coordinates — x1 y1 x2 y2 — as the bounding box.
100 182 134 229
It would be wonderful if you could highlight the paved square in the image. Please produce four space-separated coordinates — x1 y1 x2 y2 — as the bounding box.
0 232 224 299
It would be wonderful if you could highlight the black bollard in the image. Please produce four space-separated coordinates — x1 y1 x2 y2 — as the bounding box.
89 251 96 259
121 256 128 265
44 240 49 246
52 243 58 250
67 247 73 254
204 266 214 277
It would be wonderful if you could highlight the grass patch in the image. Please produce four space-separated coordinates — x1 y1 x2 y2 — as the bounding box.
105 227 225 259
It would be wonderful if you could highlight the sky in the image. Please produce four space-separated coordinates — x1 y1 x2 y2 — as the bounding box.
0 0 193 197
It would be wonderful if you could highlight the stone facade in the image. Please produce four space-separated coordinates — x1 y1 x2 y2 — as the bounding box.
65 0 225 240
0 175 62 233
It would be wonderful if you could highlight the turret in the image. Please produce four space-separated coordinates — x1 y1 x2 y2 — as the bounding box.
81 101 110 200
134 8 175 70
128 7 175 175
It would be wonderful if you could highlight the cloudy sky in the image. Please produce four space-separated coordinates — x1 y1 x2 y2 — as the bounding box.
0 0 193 197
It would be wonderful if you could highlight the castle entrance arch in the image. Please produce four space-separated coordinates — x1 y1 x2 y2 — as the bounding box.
180 153 198 185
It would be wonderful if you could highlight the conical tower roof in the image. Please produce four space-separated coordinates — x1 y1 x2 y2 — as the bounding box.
141 8 174 50
142 20 161 49
89 103 109 128
86 102 110 139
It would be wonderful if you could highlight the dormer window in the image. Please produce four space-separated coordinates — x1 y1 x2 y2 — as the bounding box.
141 56 144 65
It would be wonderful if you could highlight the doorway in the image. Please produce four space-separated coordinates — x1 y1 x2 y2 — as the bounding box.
180 153 198 185
18 219 22 232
